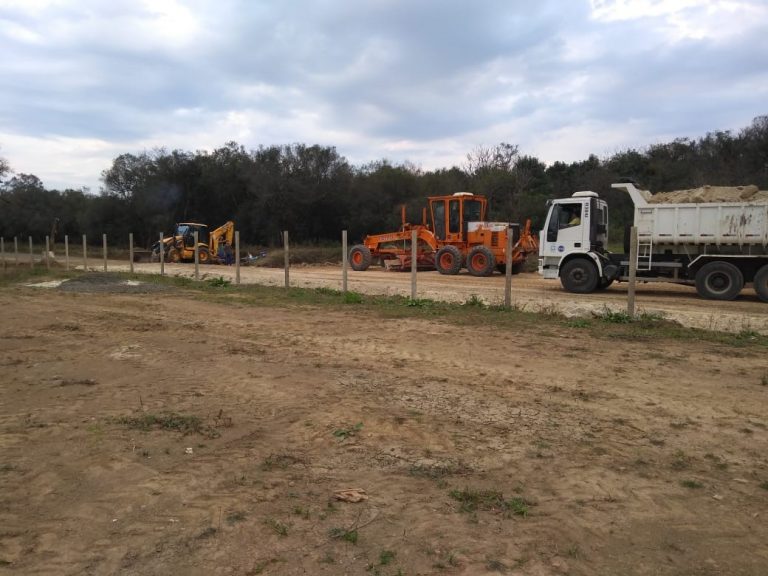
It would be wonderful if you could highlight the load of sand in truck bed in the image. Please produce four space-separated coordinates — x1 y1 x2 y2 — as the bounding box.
647 184 768 204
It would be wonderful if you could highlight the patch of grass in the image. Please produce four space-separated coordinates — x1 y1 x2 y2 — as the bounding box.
408 461 472 480
407 297 437 308
379 550 396 565
566 318 591 328
670 450 692 471
680 479 703 489
226 511 247 525
759 481 768 490
343 291 363 304
118 412 218 437
329 527 358 544
292 506 310 519
333 422 363 440
595 308 632 324
566 544 582 558
197 527 218 539
208 276 231 288
264 518 288 536
761 373 768 386
463 294 486 308
261 453 305 471
486 559 508 572
448 488 531 516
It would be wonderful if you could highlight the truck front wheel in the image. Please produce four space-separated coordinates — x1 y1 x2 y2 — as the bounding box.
695 261 743 300
560 258 599 293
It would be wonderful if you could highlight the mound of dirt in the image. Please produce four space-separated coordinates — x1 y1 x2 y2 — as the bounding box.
57 273 171 294
648 184 768 204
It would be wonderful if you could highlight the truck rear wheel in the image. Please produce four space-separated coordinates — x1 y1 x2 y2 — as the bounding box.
752 264 768 302
560 258 599 293
435 245 462 275
695 261 743 300
349 245 372 271
467 246 495 277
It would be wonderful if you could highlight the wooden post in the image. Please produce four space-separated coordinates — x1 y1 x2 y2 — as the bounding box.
102 234 107 272
504 227 513 308
129 233 134 274
29 236 34 269
193 231 199 280
235 231 240 285
65 235 70 271
45 236 50 270
1 238 5 273
410 229 417 300
159 232 165 276
283 231 290 288
628 226 638 318
82 235 87 271
342 230 348 293
14 237 19 267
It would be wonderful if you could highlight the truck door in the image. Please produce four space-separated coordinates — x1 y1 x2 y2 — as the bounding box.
542 201 587 258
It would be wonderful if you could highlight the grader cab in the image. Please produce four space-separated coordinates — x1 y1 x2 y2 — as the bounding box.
349 193 538 276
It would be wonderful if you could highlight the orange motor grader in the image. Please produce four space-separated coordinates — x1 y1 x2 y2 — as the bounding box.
348 192 538 276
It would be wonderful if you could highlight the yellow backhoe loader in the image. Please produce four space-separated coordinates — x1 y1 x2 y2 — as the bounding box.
152 221 235 264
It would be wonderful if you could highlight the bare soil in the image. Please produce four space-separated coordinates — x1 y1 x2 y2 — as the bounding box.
113 262 768 334
1 276 767 575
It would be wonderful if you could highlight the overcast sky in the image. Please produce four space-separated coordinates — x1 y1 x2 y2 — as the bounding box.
0 0 766 191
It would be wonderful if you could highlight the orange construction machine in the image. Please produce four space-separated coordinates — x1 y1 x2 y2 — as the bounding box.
349 192 538 276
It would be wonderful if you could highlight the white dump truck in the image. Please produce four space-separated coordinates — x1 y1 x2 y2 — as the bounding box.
538 182 768 301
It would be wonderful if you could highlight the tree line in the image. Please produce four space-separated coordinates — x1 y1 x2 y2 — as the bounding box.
1 116 766 248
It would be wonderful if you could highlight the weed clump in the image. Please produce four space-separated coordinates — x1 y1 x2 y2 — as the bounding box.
449 488 531 517
118 412 219 438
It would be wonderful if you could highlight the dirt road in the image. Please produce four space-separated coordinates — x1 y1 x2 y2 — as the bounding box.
106 261 768 334
1 277 767 575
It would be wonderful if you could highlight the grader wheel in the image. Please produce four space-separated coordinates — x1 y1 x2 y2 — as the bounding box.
349 245 372 271
467 246 495 277
435 245 462 275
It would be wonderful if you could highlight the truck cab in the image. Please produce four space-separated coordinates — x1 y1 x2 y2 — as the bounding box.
539 192 610 291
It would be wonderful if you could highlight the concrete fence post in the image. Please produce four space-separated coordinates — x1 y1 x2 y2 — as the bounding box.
29 236 34 269
410 229 417 300
14 237 19 267
628 226 638 318
129 233 134 274
235 231 240 285
159 232 165 276
342 230 348 293
283 231 290 288
45 236 50 270
193 231 199 280
82 235 87 271
102 234 107 272
504 228 513 308
65 235 70 271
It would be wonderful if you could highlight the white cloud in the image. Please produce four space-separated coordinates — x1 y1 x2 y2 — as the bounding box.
0 0 766 190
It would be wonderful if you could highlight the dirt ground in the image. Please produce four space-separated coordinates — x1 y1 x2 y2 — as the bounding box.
1 276 767 575
115 261 768 335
